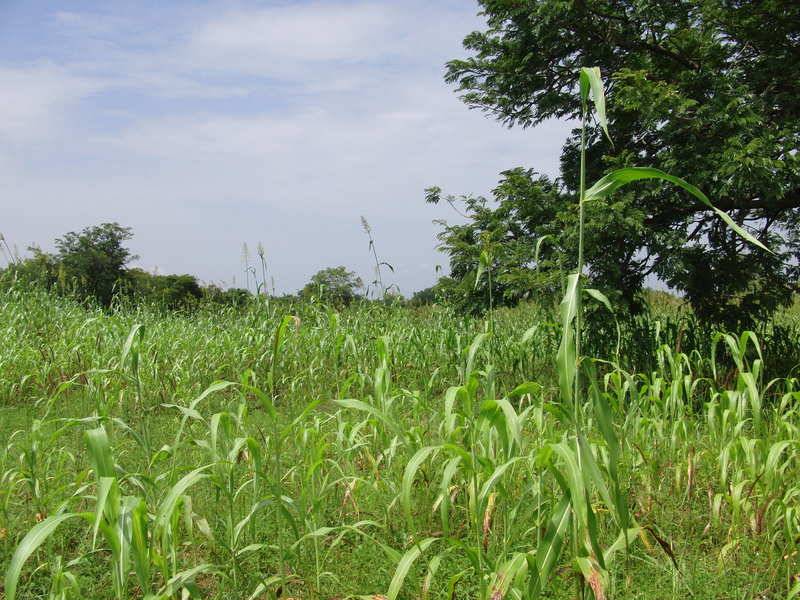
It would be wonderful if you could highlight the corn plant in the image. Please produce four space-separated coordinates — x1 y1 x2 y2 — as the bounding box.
5 423 216 600
385 66 777 600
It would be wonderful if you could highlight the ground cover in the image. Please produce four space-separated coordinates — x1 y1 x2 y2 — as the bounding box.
1 283 799 599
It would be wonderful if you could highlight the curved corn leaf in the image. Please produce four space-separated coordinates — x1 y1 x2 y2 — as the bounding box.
387 537 440 600
154 465 212 530
584 167 770 253
403 446 441 545
580 67 610 145
5 512 88 600
556 273 581 408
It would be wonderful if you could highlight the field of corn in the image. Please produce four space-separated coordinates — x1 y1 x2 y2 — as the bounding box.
4 70 800 600
2 279 800 600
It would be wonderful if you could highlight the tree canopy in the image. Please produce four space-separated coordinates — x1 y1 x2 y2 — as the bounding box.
300 266 363 306
437 0 800 328
56 222 138 306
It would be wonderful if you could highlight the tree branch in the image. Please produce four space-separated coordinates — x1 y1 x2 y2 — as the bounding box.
645 187 800 228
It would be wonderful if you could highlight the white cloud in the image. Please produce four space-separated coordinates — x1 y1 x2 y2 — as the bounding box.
188 2 395 68
0 0 574 295
0 63 98 142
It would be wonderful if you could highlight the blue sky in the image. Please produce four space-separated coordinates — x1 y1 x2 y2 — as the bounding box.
0 0 571 296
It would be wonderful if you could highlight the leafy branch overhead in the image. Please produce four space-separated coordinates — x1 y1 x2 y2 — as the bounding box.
433 0 800 329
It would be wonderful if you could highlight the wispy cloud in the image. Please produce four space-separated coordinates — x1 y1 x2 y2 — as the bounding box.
0 62 99 142
187 3 395 69
0 0 571 294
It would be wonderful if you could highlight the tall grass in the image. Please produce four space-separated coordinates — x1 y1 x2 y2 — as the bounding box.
2 276 799 599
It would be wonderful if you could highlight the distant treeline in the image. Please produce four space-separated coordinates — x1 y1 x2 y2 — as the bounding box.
0 228 438 311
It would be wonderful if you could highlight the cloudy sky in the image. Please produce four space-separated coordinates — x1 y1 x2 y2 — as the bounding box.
0 0 571 297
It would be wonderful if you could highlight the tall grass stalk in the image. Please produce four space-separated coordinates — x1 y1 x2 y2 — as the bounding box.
361 216 391 300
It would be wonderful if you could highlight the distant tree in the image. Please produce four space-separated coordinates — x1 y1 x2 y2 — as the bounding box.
1 245 60 291
409 286 437 307
428 171 565 315
200 284 251 306
301 266 363 306
55 223 138 306
129 269 203 309
157 274 203 308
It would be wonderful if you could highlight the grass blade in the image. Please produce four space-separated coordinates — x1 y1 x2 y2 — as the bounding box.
5 513 82 600
387 537 439 600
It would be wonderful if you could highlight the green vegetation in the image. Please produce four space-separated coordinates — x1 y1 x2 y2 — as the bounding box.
1 226 368 311
55 223 139 307
437 0 800 329
1 278 800 600
2 3 799 597
300 266 365 307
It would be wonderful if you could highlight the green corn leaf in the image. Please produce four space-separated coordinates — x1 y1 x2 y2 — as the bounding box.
790 579 800 600
509 381 543 397
387 537 440 600
557 273 581 408
93 476 120 550
163 564 218 598
154 465 212 531
443 386 466 439
117 497 135 590
403 446 441 545
422 552 444 600
580 67 611 145
603 527 642 564
478 456 525 510
575 432 615 527
334 399 406 441
111 417 149 455
124 496 152 591
120 323 145 377
85 426 116 480
489 552 529 600
438 456 462 538
585 167 770 252
478 399 510 458
268 315 299 399
245 575 289 600
160 403 205 422
494 398 523 458
526 493 571 600
442 443 472 466
5 513 84 600
550 441 587 524
475 250 489 289
584 489 606 571
465 333 489 382
189 380 235 407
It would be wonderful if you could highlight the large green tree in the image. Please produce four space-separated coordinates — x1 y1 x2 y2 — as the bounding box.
300 266 363 306
55 222 138 306
437 0 800 328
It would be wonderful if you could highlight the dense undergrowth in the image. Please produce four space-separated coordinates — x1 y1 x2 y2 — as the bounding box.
1 281 800 599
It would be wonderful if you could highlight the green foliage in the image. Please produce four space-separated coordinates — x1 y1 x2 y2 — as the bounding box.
1 286 800 598
2 246 61 292
55 222 138 306
408 286 437 306
300 265 363 306
428 173 566 315
0 227 253 310
441 0 800 329
128 269 203 310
